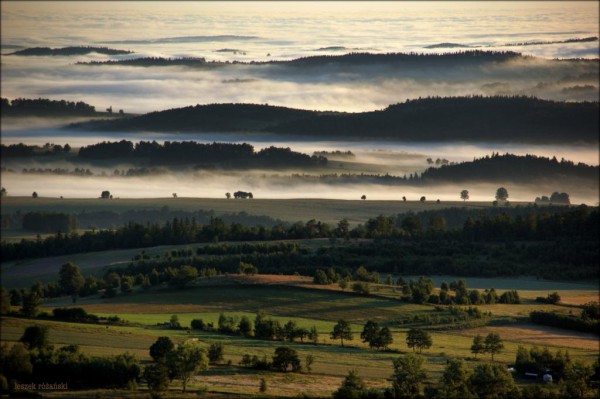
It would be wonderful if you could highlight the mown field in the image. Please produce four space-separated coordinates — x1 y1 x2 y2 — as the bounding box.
0 196 502 227
1 276 598 398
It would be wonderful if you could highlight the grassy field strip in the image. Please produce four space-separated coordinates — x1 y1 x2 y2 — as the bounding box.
454 324 600 352
61 285 433 324
0 197 498 226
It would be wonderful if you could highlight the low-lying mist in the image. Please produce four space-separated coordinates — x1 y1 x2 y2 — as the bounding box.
1 51 598 114
2 169 597 205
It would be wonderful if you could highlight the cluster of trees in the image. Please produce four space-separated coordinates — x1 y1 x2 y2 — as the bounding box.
530 302 600 335
1 98 96 116
232 190 253 199
535 192 571 205
190 312 319 344
470 333 504 360
360 321 394 350
515 346 572 379
8 46 132 56
239 347 306 373
75 139 326 168
145 336 208 393
313 150 355 158
313 265 378 286
0 326 140 392
21 212 78 233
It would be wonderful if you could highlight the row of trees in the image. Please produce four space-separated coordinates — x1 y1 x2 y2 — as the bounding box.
530 304 600 335
1 98 96 116
3 205 596 262
332 354 597 399
190 312 319 344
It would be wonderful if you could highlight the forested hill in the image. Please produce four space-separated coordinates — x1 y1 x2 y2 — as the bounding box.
72 96 599 144
271 96 598 143
7 46 132 56
72 103 321 133
418 153 599 183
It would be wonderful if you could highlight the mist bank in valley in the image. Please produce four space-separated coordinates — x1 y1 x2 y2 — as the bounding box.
71 96 599 144
3 49 598 114
3 140 597 187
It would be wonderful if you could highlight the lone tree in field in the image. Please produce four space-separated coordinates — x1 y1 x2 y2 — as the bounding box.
460 189 470 201
150 336 175 362
208 342 224 364
32 191 38 198
20 291 42 317
470 334 485 358
19 325 49 350
495 187 509 201
100 190 111 199
58 262 85 299
166 341 208 393
361 195 366 200
225 192 231 199
406 328 432 353
420 196 426 202
331 319 353 347
391 354 427 398
272 346 301 372
484 332 504 361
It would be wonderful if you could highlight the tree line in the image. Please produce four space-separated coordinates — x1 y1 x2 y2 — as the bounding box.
2 206 597 280
76 139 327 167
530 303 600 335
1 98 96 116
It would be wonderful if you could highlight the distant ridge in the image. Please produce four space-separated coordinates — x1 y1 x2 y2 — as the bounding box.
75 49 526 67
8 46 133 56
70 96 599 144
